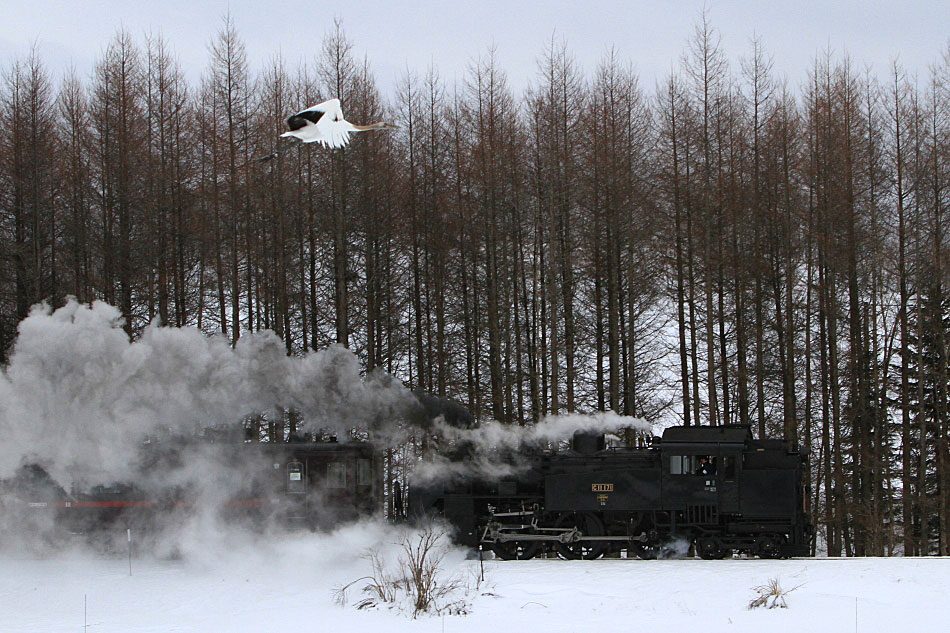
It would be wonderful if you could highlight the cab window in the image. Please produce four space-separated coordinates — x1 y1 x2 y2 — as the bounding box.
670 455 717 475
670 455 690 474
721 455 737 480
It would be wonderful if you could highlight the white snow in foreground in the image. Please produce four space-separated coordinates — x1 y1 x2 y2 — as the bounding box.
1 523 945 633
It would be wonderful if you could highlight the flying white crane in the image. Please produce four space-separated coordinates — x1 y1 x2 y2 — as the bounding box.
260 98 396 161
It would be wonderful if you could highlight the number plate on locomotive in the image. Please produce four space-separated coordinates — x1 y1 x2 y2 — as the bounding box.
591 483 614 492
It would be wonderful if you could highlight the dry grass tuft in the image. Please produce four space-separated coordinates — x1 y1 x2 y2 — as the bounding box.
748 577 802 610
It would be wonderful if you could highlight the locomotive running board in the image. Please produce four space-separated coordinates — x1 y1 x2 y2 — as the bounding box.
483 525 648 544
488 534 645 542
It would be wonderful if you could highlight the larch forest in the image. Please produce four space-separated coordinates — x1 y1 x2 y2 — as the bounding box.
2 16 949 558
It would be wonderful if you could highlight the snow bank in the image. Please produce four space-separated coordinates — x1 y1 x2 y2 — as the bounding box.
2 550 946 633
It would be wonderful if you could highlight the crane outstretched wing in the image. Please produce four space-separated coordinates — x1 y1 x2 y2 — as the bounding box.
286 98 345 131
321 125 351 148
286 110 322 130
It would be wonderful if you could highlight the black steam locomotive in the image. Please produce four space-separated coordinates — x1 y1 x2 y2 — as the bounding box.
409 424 812 559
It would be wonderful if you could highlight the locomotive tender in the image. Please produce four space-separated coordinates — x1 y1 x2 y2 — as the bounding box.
410 424 812 559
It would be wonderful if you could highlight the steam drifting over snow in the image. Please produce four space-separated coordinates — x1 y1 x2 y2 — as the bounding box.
0 299 414 487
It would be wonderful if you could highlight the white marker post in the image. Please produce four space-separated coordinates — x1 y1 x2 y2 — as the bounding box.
127 528 132 576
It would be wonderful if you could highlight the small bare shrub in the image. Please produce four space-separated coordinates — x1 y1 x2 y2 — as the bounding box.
400 525 463 616
748 577 801 609
334 548 402 609
335 523 476 618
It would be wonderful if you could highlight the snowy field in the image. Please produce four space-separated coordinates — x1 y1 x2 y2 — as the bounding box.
1 523 946 633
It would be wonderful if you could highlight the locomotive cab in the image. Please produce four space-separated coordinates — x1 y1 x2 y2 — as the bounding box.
660 425 750 531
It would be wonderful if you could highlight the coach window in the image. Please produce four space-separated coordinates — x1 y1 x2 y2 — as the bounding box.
327 462 346 489
357 459 372 486
287 460 306 493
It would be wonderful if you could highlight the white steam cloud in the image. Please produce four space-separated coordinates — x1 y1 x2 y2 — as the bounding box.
412 411 653 483
0 299 414 487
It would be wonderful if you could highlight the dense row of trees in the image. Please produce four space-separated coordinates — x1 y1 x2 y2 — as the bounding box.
1 17 948 556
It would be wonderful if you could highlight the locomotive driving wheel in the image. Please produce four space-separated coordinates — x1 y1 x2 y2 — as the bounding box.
696 536 728 560
629 515 661 559
553 512 606 560
489 535 541 560
756 534 784 559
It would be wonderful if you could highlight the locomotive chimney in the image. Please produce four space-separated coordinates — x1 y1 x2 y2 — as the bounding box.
571 431 605 455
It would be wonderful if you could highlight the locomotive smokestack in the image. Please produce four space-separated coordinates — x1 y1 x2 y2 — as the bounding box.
571 431 605 455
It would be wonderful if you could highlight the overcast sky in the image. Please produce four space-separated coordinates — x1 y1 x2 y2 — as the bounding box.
1 0 947 96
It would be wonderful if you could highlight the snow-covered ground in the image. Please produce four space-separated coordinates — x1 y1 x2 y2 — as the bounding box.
1 523 945 633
